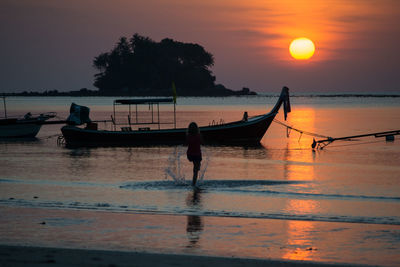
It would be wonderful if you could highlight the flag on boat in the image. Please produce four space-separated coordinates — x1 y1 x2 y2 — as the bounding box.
172 82 177 104
282 86 291 120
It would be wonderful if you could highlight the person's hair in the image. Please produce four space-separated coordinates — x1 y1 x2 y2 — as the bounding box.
187 122 199 135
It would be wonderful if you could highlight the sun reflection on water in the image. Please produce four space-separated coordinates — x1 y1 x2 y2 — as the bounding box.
282 107 320 261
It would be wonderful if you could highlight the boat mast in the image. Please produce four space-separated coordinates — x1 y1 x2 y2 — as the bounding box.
174 102 176 129
1 96 7 119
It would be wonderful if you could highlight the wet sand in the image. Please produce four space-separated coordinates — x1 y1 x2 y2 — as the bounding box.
0 245 365 267
0 205 398 266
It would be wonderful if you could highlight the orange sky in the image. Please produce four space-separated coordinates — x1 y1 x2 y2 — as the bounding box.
0 0 399 93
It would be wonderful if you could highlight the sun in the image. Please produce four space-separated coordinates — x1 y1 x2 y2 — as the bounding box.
289 37 315 60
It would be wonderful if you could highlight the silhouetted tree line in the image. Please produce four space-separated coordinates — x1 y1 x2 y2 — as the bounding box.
93 34 256 96
4 88 100 97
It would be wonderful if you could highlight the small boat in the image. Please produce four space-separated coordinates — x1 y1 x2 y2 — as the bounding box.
61 87 291 147
0 96 56 138
0 113 57 138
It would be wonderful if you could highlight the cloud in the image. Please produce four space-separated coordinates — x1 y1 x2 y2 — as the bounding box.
228 29 285 40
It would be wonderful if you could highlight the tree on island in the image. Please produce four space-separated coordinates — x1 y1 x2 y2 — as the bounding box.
93 34 256 96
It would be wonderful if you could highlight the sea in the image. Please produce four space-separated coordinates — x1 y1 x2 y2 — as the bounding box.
1 94 400 266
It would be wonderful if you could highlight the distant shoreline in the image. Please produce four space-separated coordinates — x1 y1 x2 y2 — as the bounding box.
0 88 258 97
2 92 399 97
290 94 400 98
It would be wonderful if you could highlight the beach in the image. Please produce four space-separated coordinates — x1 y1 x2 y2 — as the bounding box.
1 96 400 266
0 245 359 267
0 206 394 267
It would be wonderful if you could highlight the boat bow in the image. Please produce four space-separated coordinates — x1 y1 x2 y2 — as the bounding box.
270 86 291 120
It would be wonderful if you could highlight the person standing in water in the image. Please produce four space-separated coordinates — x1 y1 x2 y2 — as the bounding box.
186 122 202 186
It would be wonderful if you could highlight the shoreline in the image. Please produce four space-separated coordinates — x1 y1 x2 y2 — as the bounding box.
1 205 399 266
0 245 366 267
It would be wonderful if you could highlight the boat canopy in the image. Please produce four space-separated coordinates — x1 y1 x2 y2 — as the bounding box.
112 97 176 129
114 98 174 105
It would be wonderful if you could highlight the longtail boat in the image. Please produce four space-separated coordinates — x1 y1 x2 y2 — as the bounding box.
61 87 291 147
0 96 56 138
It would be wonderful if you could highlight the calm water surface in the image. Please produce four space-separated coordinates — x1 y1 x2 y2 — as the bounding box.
1 96 400 265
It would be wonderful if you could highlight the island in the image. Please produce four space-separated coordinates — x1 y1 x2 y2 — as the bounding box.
6 34 257 97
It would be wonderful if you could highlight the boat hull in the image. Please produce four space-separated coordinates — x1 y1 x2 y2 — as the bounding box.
61 87 290 147
0 112 56 138
61 113 276 147
0 123 42 138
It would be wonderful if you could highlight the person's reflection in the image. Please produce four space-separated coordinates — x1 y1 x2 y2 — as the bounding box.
66 148 92 177
185 188 204 248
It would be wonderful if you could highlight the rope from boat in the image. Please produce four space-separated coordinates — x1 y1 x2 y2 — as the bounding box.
274 119 398 149
273 119 331 139
319 139 384 148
